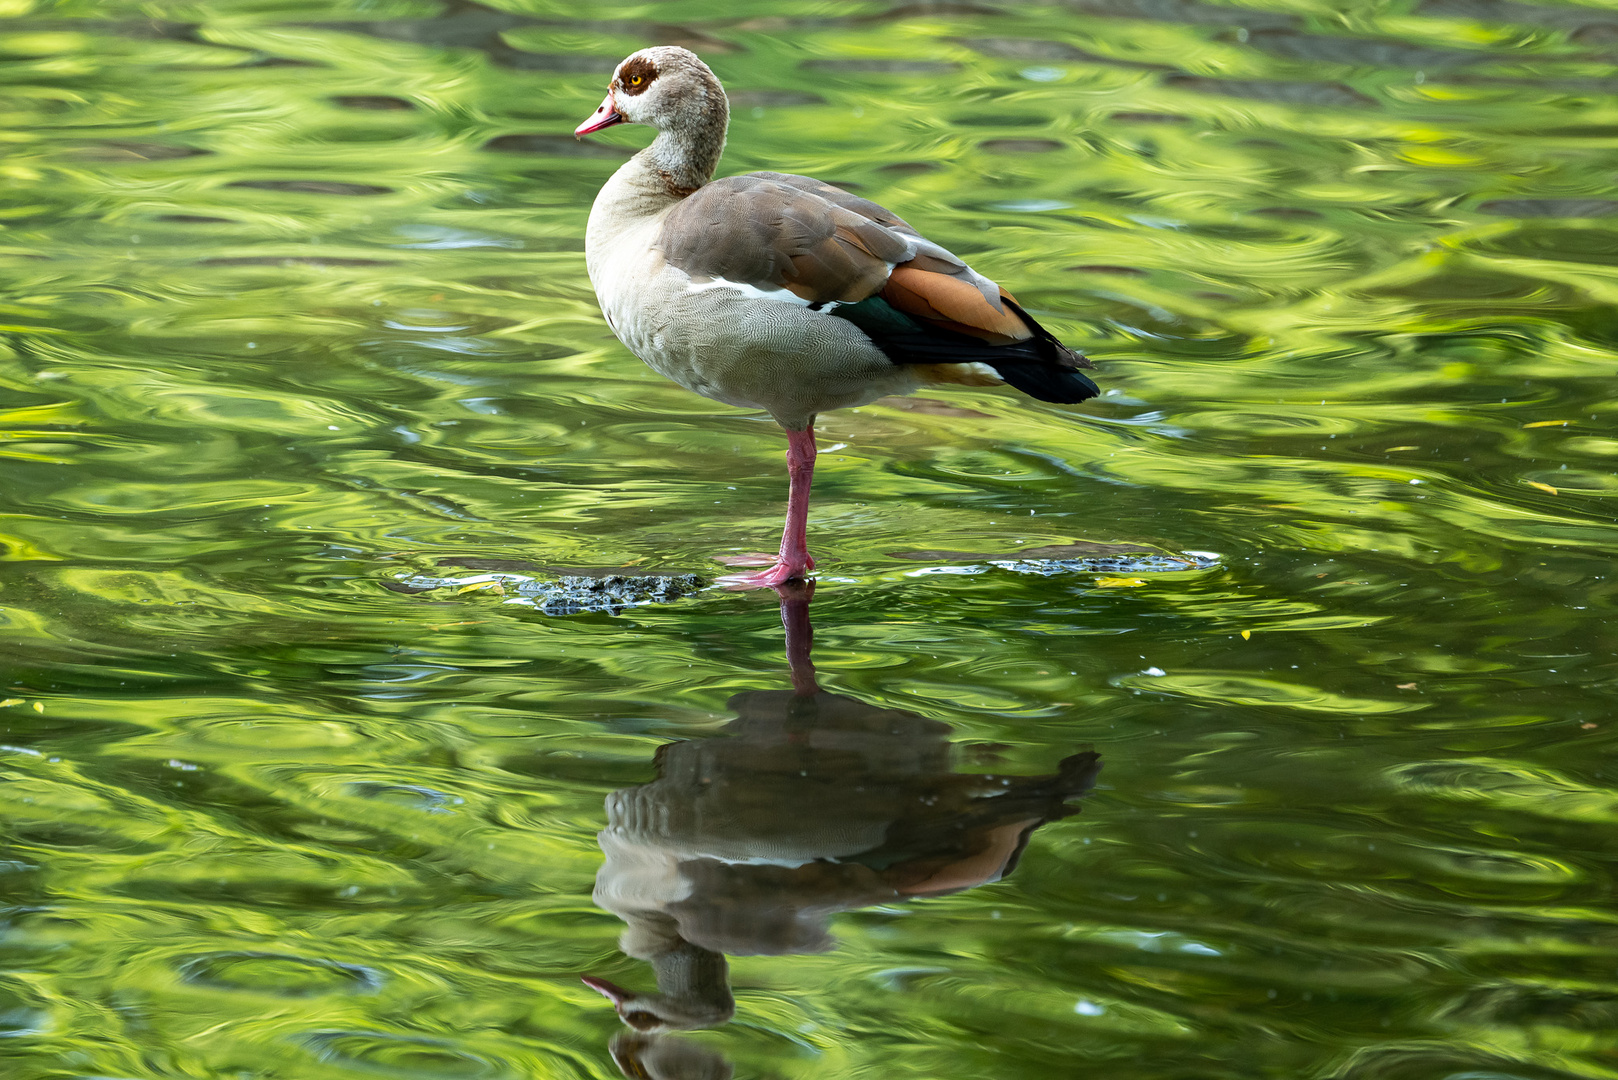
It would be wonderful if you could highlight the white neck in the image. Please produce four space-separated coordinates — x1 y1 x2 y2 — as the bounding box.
585 152 684 284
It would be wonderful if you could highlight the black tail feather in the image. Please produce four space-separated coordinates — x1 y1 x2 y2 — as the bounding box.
831 295 1099 405
991 361 1100 404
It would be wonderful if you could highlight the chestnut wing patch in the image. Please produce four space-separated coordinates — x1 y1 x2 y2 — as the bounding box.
883 267 1031 344
659 175 912 304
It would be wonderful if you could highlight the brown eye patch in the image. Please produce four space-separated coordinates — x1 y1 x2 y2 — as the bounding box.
617 56 658 96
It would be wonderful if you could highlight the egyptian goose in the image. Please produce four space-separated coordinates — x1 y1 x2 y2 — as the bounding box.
576 47 1099 588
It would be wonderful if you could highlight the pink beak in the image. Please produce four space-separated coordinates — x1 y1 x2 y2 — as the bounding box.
575 92 624 137
581 974 635 1008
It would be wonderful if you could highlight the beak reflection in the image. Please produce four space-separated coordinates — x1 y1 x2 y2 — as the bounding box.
584 582 1101 1077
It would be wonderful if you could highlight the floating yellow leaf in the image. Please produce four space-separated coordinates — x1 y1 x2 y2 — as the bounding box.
30 702 43 713
1384 445 1417 452
456 580 506 595
1241 630 1251 640
1095 577 1146 588
0 699 21 708
1526 481 1559 494
1523 421 1569 429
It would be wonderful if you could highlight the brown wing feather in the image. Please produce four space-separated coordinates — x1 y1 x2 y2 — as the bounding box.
746 172 919 235
781 215 908 302
882 266 1033 344
659 175 911 304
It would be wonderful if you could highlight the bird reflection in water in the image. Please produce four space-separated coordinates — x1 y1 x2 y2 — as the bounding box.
583 583 1101 1079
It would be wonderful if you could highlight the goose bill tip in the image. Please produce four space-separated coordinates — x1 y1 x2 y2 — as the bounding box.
575 93 625 137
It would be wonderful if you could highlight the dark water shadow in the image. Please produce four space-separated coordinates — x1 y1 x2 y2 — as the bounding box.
582 583 1101 1079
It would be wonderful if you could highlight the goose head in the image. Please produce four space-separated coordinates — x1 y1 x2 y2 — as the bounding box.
581 973 735 1034
575 46 728 138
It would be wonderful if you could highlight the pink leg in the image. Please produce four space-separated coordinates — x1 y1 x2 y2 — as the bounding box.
718 425 818 590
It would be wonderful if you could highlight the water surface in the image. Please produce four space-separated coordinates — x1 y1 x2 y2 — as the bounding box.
2 1 1617 1077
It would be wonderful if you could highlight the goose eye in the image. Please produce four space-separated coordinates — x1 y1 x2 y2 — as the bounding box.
628 75 643 86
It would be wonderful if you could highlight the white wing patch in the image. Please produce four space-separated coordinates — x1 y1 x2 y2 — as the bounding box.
684 275 827 308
